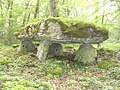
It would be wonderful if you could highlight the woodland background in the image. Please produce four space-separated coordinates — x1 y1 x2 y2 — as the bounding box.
0 0 120 90
0 0 120 45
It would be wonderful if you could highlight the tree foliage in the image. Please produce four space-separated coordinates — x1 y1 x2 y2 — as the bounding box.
0 0 120 44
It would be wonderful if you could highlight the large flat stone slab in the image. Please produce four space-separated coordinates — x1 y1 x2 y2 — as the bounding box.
15 17 109 44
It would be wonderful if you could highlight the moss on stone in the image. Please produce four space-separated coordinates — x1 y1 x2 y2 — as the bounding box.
45 17 68 31
64 21 108 38
18 17 108 39
20 21 41 34
45 17 108 38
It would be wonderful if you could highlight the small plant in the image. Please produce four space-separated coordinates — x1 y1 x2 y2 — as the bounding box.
3 81 17 89
0 75 11 82
82 81 89 87
12 44 19 48
35 81 53 89
50 66 63 76
109 67 120 80
2 78 36 89
12 85 26 90
44 74 53 80
32 41 40 46
18 79 35 87
98 76 106 81
42 60 64 76
97 59 117 70
67 80 77 86
0 59 12 65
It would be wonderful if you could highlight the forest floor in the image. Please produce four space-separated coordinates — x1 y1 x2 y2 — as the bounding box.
0 43 120 90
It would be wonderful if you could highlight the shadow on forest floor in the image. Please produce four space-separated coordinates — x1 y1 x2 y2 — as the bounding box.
0 43 120 90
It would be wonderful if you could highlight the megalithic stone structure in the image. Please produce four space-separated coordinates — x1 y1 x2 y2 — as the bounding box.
15 17 109 64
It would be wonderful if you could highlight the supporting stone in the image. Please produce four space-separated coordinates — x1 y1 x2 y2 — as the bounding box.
36 41 49 60
48 43 63 56
74 43 97 65
17 39 37 53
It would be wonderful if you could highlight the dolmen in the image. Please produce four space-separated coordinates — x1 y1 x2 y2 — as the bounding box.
15 17 109 65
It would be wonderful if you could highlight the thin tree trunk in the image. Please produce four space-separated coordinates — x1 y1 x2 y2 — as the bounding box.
61 0 70 17
49 0 55 16
62 0 65 4
9 1 13 27
101 0 105 24
101 10 105 24
7 0 13 28
66 0 70 16
34 0 40 19
0 4 3 17
26 13 31 23
22 2 30 27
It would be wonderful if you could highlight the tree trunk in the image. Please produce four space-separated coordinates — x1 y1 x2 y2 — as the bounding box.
6 0 13 28
101 0 105 24
49 0 55 16
22 2 30 27
34 0 40 19
37 41 49 60
74 44 97 65
0 4 3 17
8 0 13 27
26 13 31 23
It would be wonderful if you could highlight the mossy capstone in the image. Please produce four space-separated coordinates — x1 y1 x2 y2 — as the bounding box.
15 17 109 44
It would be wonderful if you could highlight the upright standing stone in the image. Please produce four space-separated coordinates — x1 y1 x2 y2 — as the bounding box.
36 41 49 60
74 44 97 65
17 39 36 53
48 43 63 56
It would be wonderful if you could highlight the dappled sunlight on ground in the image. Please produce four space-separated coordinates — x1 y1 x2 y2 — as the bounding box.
0 43 120 90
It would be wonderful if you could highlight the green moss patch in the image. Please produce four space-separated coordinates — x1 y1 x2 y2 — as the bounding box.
20 21 41 33
46 17 68 31
18 17 109 39
45 17 109 38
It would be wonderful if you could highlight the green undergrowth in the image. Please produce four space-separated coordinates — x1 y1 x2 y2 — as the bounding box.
0 75 52 90
0 44 120 90
100 43 120 51
97 59 118 70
